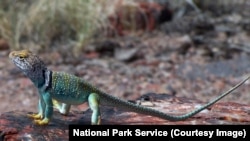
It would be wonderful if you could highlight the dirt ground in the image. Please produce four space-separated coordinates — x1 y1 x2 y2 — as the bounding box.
1 2 250 114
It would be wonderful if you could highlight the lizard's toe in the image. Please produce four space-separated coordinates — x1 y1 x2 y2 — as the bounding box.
34 118 50 125
27 113 43 119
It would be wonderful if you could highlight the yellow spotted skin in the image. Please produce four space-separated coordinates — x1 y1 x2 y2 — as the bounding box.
9 49 250 125
50 72 95 105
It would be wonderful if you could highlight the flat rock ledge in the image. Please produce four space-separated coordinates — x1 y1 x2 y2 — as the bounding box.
1 93 250 140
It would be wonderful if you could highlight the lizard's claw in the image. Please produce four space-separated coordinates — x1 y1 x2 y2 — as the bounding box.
34 118 50 125
27 113 43 119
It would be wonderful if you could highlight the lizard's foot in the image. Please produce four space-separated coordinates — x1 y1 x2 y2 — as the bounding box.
52 99 61 109
91 116 101 125
27 113 43 119
34 118 50 125
53 99 71 115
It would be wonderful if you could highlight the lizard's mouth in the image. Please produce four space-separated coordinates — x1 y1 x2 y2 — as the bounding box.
12 58 30 71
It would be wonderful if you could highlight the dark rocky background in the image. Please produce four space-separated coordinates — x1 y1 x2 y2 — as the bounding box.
0 0 250 113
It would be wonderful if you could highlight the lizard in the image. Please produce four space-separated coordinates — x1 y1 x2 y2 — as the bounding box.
9 49 250 125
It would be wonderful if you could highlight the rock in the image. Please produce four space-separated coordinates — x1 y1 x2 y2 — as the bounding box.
1 93 250 140
114 48 139 62
0 39 9 51
106 0 173 36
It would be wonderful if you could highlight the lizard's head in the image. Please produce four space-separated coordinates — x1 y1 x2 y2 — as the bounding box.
9 49 47 74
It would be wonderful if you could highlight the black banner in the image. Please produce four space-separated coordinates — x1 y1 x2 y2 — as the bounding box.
69 125 250 139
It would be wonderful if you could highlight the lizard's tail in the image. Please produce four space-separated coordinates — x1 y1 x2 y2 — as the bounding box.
99 75 250 121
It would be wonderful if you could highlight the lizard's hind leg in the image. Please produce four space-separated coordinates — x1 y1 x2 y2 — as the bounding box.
88 93 101 125
52 99 71 115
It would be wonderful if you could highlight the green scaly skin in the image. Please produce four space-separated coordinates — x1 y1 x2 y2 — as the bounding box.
9 50 250 125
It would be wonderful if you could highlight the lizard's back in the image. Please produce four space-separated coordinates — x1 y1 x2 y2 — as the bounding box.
49 71 98 105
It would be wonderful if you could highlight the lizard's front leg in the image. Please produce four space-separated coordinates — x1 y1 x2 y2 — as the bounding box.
88 93 101 125
34 92 53 125
27 95 45 120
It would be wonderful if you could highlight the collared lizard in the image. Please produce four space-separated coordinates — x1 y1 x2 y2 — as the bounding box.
9 49 250 125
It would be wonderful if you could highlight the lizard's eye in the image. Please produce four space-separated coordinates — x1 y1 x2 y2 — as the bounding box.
19 56 24 60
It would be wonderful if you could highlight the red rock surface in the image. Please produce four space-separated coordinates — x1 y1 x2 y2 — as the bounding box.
1 93 250 140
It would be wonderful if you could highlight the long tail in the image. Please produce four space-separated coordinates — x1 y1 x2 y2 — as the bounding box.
99 75 250 121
